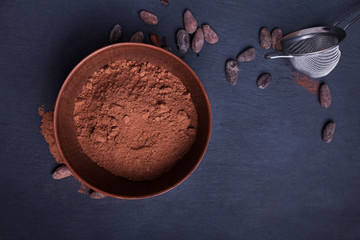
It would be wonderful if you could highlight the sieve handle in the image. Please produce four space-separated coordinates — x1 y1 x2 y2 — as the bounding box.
265 51 293 59
333 6 360 30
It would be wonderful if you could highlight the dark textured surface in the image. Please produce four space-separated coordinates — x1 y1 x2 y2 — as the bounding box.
1 0 360 239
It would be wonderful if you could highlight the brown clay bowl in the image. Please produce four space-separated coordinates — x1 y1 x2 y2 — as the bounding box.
54 43 211 199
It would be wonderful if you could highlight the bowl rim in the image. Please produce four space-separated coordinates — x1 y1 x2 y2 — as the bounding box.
54 43 212 199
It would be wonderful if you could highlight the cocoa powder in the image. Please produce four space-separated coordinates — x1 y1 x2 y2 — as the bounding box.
39 107 64 164
73 60 198 181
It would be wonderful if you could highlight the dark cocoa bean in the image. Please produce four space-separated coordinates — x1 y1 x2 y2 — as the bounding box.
161 36 168 48
271 28 282 49
202 24 218 44
150 33 161 47
319 84 331 108
163 46 172 51
89 191 107 199
129 31 144 43
192 28 204 54
109 24 122 43
184 9 197 34
177 29 190 54
225 59 240 86
322 121 336 143
160 0 169 5
139 11 158 25
257 73 272 89
52 165 72 180
237 47 256 62
259 27 271 49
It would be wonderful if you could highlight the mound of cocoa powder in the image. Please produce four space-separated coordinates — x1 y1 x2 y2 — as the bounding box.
73 60 197 181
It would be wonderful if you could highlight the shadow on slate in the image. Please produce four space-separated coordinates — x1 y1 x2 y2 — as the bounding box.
48 15 112 103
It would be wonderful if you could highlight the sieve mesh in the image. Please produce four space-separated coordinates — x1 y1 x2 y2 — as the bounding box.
280 34 341 78
285 34 339 54
290 46 341 78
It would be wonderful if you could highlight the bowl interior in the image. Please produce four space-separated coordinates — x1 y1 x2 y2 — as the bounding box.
54 43 211 199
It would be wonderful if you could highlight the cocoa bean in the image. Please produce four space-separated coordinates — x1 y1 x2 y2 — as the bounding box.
139 11 158 25
202 24 218 44
109 24 122 43
177 29 190 54
322 122 336 143
259 27 271 49
257 73 272 89
160 0 169 5
52 165 72 180
129 31 144 43
161 36 169 49
271 28 282 49
184 9 197 34
150 33 161 47
192 28 204 54
237 47 256 62
319 84 331 108
89 191 107 199
225 59 240 86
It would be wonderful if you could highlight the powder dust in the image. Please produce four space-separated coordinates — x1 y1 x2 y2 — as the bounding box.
295 72 319 94
39 107 64 164
74 60 198 181
39 107 91 194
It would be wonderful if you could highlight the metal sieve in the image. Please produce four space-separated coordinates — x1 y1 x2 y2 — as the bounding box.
265 7 360 78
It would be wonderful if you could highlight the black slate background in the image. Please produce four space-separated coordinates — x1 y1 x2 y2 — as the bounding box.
1 0 360 239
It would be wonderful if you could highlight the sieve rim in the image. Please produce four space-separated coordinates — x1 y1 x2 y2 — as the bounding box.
275 25 346 56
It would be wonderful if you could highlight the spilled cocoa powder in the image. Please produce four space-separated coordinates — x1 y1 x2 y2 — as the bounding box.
74 60 197 181
39 109 92 194
295 72 319 94
39 107 64 164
